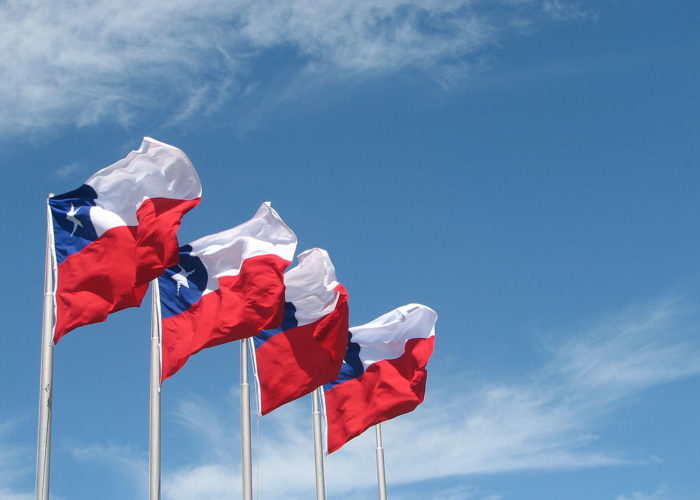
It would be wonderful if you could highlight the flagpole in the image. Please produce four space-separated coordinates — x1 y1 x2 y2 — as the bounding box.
36 195 55 500
149 279 162 500
240 338 253 500
312 388 327 500
375 424 388 500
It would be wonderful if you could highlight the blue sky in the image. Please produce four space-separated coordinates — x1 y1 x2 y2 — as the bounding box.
1 1 699 499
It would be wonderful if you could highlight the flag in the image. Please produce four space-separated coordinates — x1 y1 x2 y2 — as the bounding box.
49 137 202 342
322 304 437 453
251 248 349 415
159 202 297 380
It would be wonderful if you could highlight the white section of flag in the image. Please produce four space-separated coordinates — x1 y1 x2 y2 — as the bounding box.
88 206 127 237
284 248 340 327
352 304 437 368
86 137 202 230
187 202 297 295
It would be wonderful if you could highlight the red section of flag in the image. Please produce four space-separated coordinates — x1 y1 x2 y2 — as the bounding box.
135 197 200 283
324 336 435 453
256 285 349 415
54 226 145 342
161 254 290 381
53 197 199 342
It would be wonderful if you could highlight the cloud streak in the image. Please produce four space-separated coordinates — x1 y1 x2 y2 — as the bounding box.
0 420 34 500
616 485 671 500
65 298 699 498
0 0 590 136
92 297 698 499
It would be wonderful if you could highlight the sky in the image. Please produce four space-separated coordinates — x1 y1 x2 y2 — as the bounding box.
1 1 699 499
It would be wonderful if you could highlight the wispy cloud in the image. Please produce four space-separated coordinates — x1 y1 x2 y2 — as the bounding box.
67 442 148 498
405 485 503 500
170 299 700 497
0 489 33 500
168 393 236 462
68 298 699 499
0 420 34 500
54 162 84 179
542 0 595 21
69 442 147 482
0 0 591 136
616 484 670 500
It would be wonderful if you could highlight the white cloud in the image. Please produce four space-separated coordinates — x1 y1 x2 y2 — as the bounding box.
0 0 590 136
0 420 70 500
68 298 699 498
0 489 33 500
165 299 700 498
69 442 147 481
415 485 503 500
54 162 84 179
164 464 237 500
67 442 148 498
0 420 34 500
616 485 670 500
542 0 594 21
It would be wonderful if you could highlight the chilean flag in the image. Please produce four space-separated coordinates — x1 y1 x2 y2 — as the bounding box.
322 304 437 453
159 202 297 381
251 248 349 416
49 138 202 343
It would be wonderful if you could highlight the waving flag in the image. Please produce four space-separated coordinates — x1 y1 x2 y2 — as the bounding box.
49 138 202 342
159 202 297 380
251 248 349 415
322 304 437 453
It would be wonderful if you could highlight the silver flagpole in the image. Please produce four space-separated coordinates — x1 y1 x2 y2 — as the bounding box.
36 195 55 500
312 388 326 500
149 279 162 500
375 424 388 500
240 338 253 500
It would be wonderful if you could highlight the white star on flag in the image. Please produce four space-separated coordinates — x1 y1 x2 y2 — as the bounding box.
66 204 84 236
171 265 195 295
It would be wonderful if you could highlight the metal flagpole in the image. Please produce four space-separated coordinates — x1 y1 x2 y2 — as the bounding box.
375 424 388 500
240 338 253 500
149 279 162 500
36 195 55 500
312 388 327 500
